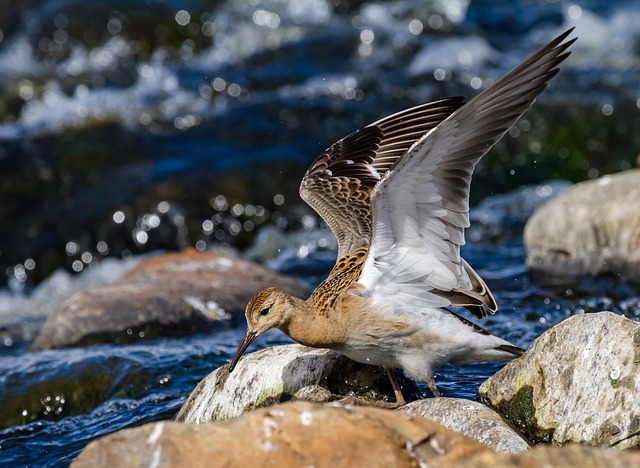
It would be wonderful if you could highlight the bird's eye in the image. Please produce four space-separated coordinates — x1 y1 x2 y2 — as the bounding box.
259 307 270 316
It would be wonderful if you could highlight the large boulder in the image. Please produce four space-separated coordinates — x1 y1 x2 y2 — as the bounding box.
524 169 640 287
455 444 640 467
176 344 421 422
477 312 640 449
73 401 490 467
30 250 309 350
398 398 530 454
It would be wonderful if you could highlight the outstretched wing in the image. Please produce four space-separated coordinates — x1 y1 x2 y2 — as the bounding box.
300 97 465 258
358 29 576 318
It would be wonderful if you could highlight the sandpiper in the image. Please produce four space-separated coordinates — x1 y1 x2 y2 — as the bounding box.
229 29 575 406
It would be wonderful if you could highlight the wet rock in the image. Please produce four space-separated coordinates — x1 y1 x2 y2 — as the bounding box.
176 344 421 423
525 170 640 287
477 312 640 449
456 444 640 467
30 250 309 350
397 398 529 454
74 401 490 467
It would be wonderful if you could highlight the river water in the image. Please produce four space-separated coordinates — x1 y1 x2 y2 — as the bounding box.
1 0 640 466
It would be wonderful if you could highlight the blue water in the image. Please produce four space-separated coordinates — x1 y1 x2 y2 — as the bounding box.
1 0 640 466
2 232 637 466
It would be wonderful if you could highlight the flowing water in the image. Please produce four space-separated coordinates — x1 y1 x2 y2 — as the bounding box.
1 0 640 466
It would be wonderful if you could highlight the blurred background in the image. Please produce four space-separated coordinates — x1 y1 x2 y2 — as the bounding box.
0 0 638 291
0 1 639 465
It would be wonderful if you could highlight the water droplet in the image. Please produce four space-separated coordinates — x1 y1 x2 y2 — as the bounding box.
97 241 109 255
65 242 79 255
113 211 125 224
134 230 149 244
360 29 374 44
71 260 83 272
408 19 423 35
202 219 214 234
601 104 613 116
470 77 482 89
175 10 191 26
433 68 446 81
568 4 582 19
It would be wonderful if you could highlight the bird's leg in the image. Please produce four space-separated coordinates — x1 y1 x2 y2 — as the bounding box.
425 376 442 398
332 367 407 409
385 367 406 407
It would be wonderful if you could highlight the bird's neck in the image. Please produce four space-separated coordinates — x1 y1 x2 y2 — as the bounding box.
280 296 346 349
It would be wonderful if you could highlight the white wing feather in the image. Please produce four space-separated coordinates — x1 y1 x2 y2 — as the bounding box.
357 30 575 313
359 125 468 310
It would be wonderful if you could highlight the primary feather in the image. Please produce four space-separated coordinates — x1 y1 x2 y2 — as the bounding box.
358 29 575 318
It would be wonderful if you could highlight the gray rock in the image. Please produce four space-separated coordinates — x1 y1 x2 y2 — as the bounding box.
397 398 529 453
176 344 420 423
524 169 640 285
31 250 309 350
478 312 640 449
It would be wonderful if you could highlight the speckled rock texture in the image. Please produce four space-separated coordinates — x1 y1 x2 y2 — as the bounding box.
31 249 309 350
478 312 640 449
74 402 490 467
176 344 420 422
398 398 529 453
455 444 640 467
524 169 640 286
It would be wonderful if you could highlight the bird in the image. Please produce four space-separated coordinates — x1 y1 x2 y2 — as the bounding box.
228 29 575 406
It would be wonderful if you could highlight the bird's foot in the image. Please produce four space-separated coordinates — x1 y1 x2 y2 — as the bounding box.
331 367 408 409
331 394 404 409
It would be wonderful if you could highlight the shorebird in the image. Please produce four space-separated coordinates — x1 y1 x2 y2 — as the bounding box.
229 29 575 406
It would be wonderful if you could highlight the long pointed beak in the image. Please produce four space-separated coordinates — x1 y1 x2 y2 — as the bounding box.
228 329 257 373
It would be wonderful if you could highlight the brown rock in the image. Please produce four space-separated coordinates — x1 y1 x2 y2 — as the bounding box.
73 401 490 467
478 312 640 449
525 169 640 286
397 398 530 453
176 344 421 423
31 249 309 350
456 444 640 467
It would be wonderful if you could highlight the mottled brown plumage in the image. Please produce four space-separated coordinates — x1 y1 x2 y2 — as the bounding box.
300 97 465 259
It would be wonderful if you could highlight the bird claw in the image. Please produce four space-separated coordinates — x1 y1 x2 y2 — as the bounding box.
330 395 404 409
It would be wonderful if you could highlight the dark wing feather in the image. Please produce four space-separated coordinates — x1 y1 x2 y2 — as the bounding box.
300 97 465 257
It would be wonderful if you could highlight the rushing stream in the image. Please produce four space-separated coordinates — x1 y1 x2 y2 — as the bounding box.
1 0 640 466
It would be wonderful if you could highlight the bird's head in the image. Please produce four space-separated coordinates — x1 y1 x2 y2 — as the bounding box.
228 287 294 372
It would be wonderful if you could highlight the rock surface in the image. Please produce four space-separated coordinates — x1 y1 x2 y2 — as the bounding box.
74 401 490 467
31 249 309 350
176 344 421 422
524 169 640 286
478 312 640 449
456 444 640 467
397 398 529 453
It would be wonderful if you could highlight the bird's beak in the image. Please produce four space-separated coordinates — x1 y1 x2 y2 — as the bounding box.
228 329 257 373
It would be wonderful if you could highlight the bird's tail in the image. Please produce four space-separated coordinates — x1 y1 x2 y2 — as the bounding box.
495 343 525 358
446 309 527 364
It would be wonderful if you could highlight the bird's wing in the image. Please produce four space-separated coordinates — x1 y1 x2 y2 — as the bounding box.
358 29 575 318
300 97 465 258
